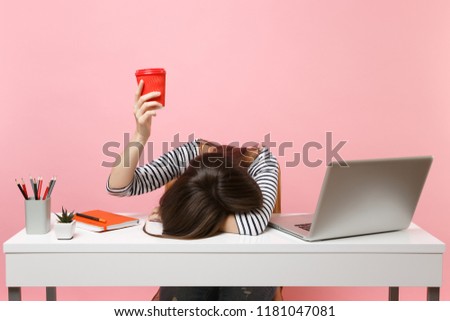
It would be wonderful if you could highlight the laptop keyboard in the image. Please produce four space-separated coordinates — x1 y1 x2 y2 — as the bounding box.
294 223 312 231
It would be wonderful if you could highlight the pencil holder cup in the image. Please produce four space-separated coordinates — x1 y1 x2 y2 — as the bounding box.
25 197 51 234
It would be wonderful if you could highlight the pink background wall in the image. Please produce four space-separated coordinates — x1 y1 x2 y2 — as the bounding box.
1 0 449 300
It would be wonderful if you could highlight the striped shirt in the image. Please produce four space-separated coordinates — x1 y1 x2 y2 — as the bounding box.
107 139 279 235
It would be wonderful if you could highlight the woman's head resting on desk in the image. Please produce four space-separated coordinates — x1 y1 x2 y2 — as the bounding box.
155 150 263 239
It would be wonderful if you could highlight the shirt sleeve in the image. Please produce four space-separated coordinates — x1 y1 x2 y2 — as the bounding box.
234 147 279 235
107 139 200 197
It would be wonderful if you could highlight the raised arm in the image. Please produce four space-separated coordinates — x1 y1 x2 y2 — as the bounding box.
108 80 163 191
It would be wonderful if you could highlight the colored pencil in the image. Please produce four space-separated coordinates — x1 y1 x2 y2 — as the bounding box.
29 177 35 199
42 186 50 200
20 178 29 199
30 177 38 200
47 176 56 198
37 177 43 200
15 179 28 200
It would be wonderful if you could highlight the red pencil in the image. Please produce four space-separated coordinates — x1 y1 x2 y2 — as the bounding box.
42 186 50 200
37 177 43 200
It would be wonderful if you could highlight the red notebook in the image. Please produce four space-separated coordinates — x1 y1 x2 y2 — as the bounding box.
74 210 140 232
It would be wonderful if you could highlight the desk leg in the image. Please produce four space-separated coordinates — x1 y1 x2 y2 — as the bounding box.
427 287 440 301
388 287 399 301
8 287 22 301
46 287 57 301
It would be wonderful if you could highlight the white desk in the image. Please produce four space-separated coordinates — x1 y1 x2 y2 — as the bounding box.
3 214 445 301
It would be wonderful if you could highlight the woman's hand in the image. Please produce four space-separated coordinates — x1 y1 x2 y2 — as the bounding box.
134 80 163 141
148 206 162 222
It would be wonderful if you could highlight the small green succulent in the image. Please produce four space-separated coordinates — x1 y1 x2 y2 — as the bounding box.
55 207 75 223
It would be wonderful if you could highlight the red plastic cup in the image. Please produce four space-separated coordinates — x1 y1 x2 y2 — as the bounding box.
135 68 166 106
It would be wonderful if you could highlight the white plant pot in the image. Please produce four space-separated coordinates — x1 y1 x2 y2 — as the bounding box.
54 221 76 240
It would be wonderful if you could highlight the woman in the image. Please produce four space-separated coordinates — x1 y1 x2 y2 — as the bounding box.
107 80 279 300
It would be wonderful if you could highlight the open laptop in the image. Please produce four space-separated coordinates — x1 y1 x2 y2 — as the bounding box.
269 156 433 241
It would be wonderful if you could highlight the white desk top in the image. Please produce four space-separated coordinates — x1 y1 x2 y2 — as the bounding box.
3 214 445 254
